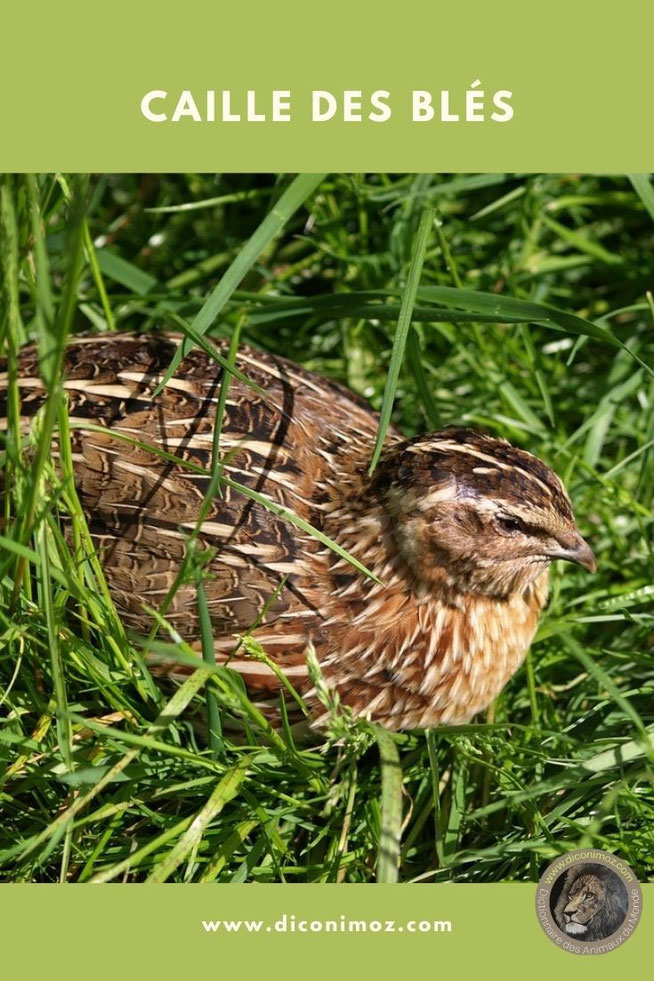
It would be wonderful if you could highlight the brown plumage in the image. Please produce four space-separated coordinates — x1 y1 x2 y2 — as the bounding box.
0 333 596 730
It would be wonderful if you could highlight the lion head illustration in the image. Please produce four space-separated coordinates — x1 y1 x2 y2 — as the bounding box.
553 863 629 941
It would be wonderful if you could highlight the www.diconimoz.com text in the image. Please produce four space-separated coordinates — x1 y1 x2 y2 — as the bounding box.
201 915 453 935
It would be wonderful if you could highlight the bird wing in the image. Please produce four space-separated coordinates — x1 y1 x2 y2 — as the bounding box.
0 334 380 680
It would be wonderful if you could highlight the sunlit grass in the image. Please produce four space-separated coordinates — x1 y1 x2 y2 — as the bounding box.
0 172 653 883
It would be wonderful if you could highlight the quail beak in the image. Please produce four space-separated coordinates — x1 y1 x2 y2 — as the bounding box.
553 534 597 573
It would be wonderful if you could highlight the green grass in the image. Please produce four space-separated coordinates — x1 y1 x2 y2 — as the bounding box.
0 172 653 883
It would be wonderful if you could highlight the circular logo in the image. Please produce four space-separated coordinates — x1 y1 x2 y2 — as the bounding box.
535 849 642 954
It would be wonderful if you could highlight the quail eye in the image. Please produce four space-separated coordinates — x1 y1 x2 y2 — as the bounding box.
495 514 524 535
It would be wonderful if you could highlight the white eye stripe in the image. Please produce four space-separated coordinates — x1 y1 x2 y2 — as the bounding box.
490 500 552 523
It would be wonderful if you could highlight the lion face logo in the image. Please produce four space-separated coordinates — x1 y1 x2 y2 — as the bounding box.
553 864 629 941
558 874 606 934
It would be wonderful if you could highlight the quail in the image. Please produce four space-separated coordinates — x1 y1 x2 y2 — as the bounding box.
0 333 596 730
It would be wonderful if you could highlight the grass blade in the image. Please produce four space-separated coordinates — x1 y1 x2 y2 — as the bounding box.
36 522 72 771
369 207 434 472
0 667 213 868
628 174 654 224
417 286 623 346
196 572 223 758
146 757 253 882
10 175 89 606
166 313 266 396
562 635 649 743
374 725 403 882
82 222 116 330
153 173 326 395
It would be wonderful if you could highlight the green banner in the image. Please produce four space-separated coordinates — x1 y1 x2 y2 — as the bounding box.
0 884 650 976
1 0 653 171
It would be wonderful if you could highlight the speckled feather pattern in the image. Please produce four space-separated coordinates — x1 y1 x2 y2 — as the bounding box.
0 333 583 730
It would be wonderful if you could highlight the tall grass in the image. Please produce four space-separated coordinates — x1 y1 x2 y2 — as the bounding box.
0 173 653 883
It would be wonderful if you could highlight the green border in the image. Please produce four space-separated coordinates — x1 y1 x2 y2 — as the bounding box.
1 0 653 171
1 3 652 973
0 883 650 976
